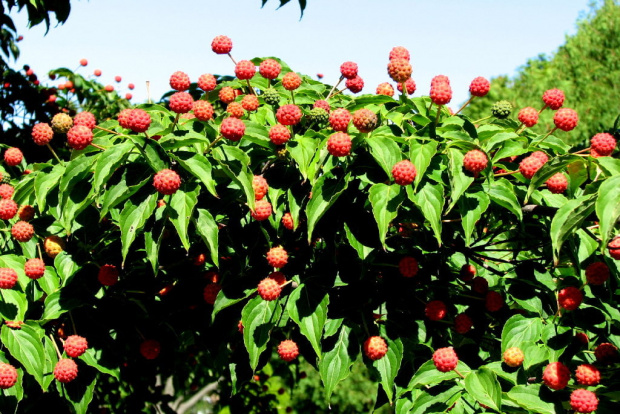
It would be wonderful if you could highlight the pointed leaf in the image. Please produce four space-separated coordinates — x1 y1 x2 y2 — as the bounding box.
505 385 557 414
306 173 350 243
596 175 620 251
373 331 403 404
550 193 597 265
489 179 523 220
411 181 444 246
287 284 328 358
319 324 354 402
409 140 438 187
501 315 543 354
241 296 281 371
366 135 403 178
172 151 218 197
195 208 219 267
369 183 405 249
168 184 200 251
458 190 490 246
447 148 474 213
120 192 158 264
464 367 502 412
1 324 46 389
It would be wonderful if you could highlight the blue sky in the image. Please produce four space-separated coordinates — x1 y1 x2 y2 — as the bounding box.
9 0 594 108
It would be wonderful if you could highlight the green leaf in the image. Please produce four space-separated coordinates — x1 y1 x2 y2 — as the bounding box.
596 175 620 251
80 349 120 380
120 192 158 264
501 315 543 354
550 193 597 266
287 136 320 182
447 148 474 213
366 135 403 178
127 135 167 172
343 222 374 260
92 142 132 191
54 252 80 286
482 131 519 153
489 179 523 220
410 181 444 246
458 190 490 246
0 290 27 321
56 367 96 414
212 287 255 321
241 296 281 371
464 367 502 412
195 208 219 268
319 324 354 402
287 284 328 358
522 341 550 371
168 184 200 251
172 151 218 198
505 385 557 414
373 330 403 404
212 145 255 211
34 164 65 211
369 183 405 249
406 359 472 391
41 290 80 321
306 173 350 243
1 324 46 389
596 157 620 176
99 173 150 219
409 140 438 187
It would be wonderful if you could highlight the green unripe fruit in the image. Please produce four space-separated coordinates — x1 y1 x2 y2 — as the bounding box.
308 107 329 125
51 113 73 134
491 100 513 119
262 88 281 106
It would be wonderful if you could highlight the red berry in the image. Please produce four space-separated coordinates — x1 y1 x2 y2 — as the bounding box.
211 35 233 54
54 358 78 383
259 59 281 80
235 60 256 80
198 74 217 91
387 59 412 83
363 336 388 360
595 342 619 364
94 69 101 76
73 111 96 130
140 339 161 359
503 347 524 367
128 83 135 90
454 313 473 334
0 199 18 220
226 102 245 118
219 86 236 104
117 108 133 129
352 109 378 133
258 272 285 300
241 94 259 111
570 389 598 413
463 149 488 176
542 89 565 110
391 160 417 185
399 256 418 277
485 291 503 312
469 77 490 97
519 156 545 179
282 72 302 91
430 79 452 105
114 75 122 82
590 132 616 157
104 85 114 92
558 286 583 310
376 82 394 97
277 339 299 362
276 104 302 126
575 332 589 345
329 108 351 132
24 258 45 279
518 107 539 127
79 58 88 66
169 91 194 114
32 123 54 145
545 172 568 194
193 101 214 122
575 364 601 386
153 169 181 195
542 361 570 390
314 100 330 113
267 246 288 268
472 277 488 294
169 71 191 91
0 268 18 289
64 335 88 358
327 132 352 157
0 363 18 389
389 46 410 61
345 76 364 93
282 212 294 230
459 264 476 282
4 147 23 166
203 283 221 305
340 61 358 79
269 124 291 145
432 347 458 372
425 300 447 321
397 78 416 95
98 264 119 286
128 109 151 133
66 125 93 150
0 184 14 199
608 236 620 260
252 175 269 200
553 108 578 131
12 221 34 242
220 117 246 141
251 199 272 221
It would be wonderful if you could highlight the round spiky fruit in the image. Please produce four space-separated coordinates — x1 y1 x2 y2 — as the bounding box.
0 363 18 389
570 389 598 413
12 221 34 242
346 76 364 93
308 108 329 125
376 82 395 97
98 264 119 286
313 99 330 113
153 169 181 195
542 361 570 390
282 72 301 91
241 94 259 111
73 111 96 130
24 258 45 279
433 347 458 372
211 35 232 54
252 175 268 200
0 198 18 220
117 108 133 129
258 272 285 301
266 246 288 268
590 132 616 157
542 88 565 110
519 156 546 179
558 286 583 311
219 86 236 104
392 160 417 185
0 184 14 199
169 91 194 114
44 235 65 258
609 236 620 260
54 358 78 383
575 364 601 386
203 283 221 305
32 123 54 145
491 100 512 119
140 339 161 360
503 347 524 367
64 335 88 358
251 199 272 221
220 117 246 141
193 101 214 122
282 212 294 230
545 172 568 194
595 342 619 364
226 102 245 118
389 46 410 61
387 59 412 83
425 300 447 321
277 339 299 362
276 104 302 126
430 79 452 105
363 336 388 360
0 268 18 289
51 113 73 134
454 313 473 334
269 124 291 146
463 149 488 176
340 61 358 79
485 291 503 312
518 107 539 127
262 88 280 106
234 60 256 80
352 109 378 133
66 125 93 150
198 73 217 91
128 109 151 133
259 59 281 80
329 108 351 132
327 132 352 157
3 147 23 166
553 108 578 131
459 264 476 281
169 71 190 91
397 78 416 95
469 76 490 97
472 277 488 294
399 256 418 277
